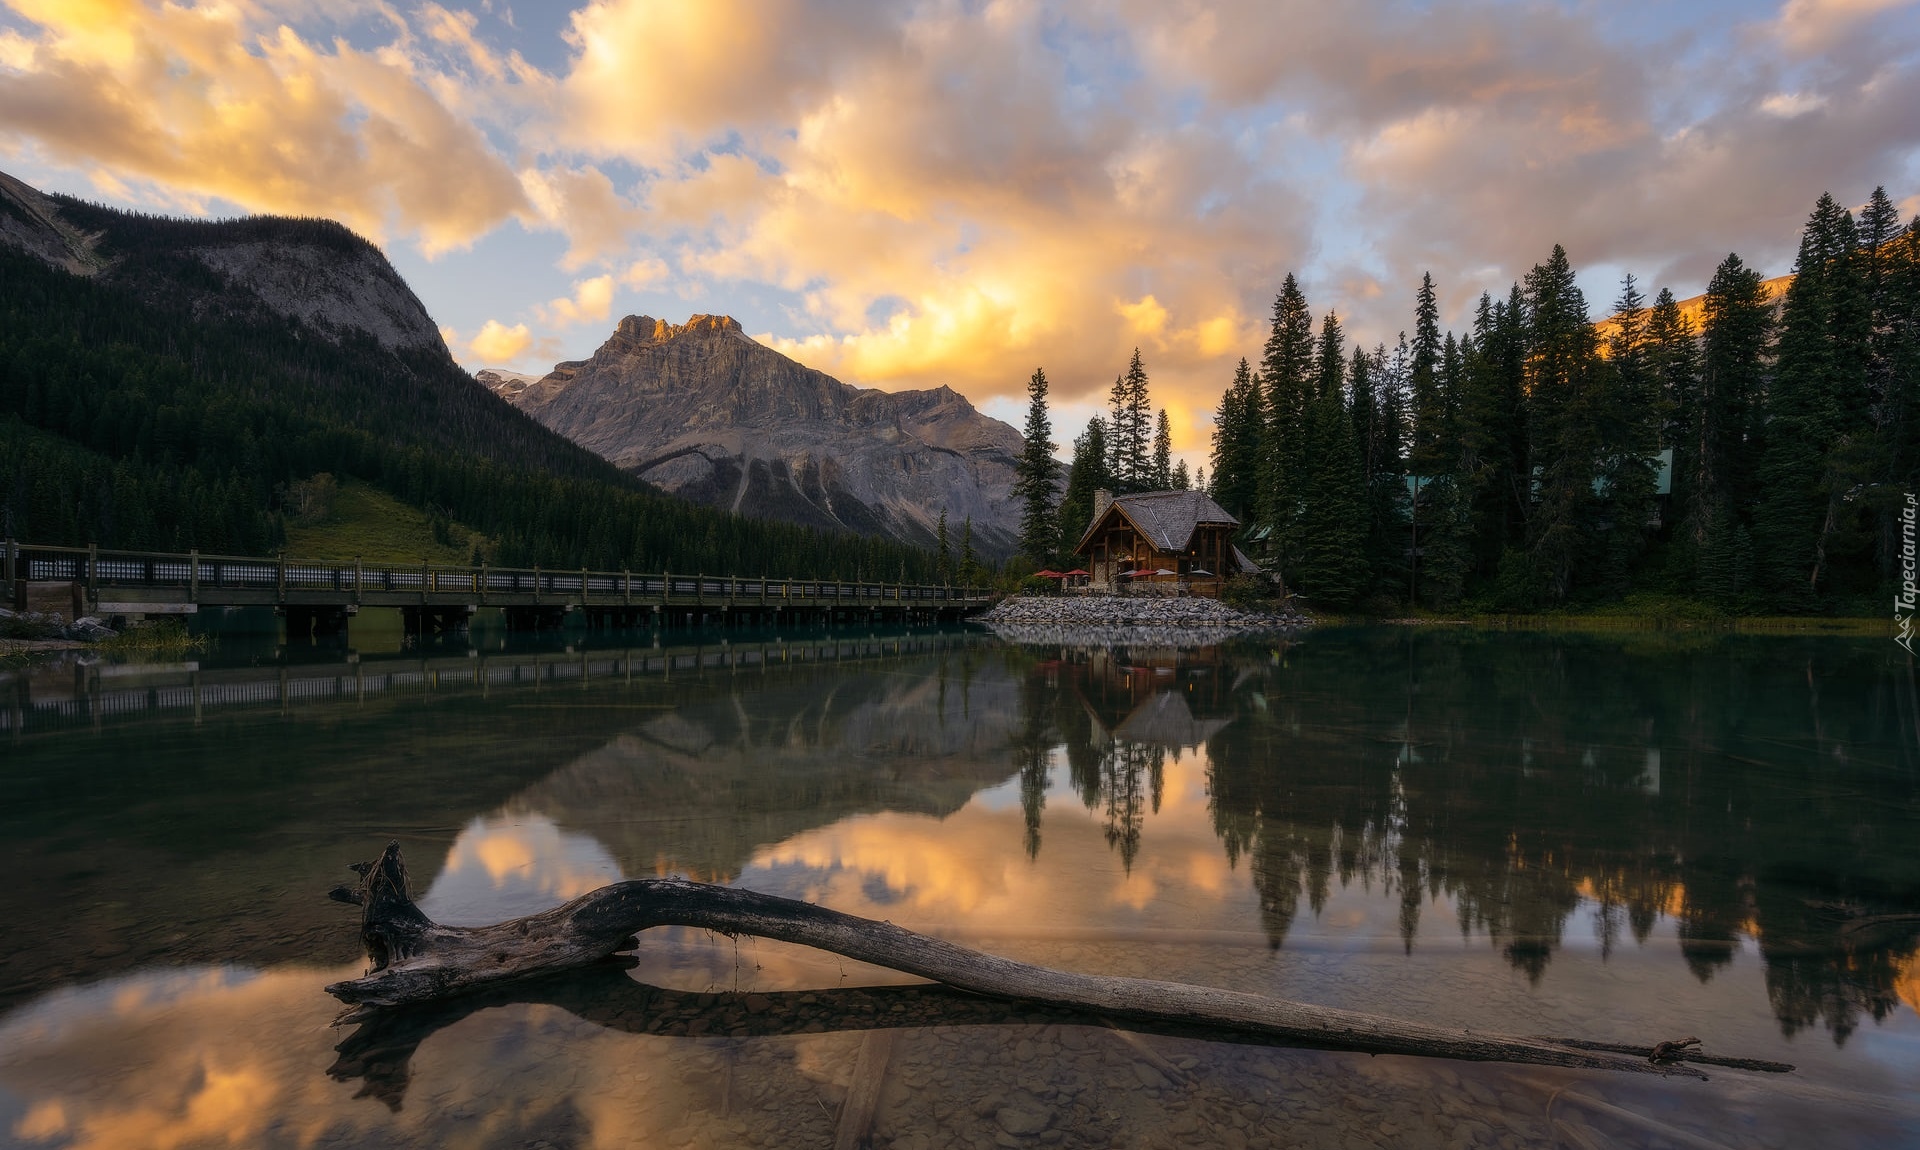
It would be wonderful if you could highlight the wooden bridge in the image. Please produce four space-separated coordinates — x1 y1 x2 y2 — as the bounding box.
3 541 990 636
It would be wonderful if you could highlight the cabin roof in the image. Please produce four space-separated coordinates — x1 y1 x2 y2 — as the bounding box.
1074 489 1240 555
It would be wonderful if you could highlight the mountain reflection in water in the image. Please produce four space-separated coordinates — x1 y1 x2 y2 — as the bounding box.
1 628 1917 1149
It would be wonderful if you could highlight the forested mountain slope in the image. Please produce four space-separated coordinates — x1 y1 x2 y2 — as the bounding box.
0 173 937 580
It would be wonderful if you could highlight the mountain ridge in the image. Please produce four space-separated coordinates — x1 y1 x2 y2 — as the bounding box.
0 168 941 580
484 312 1026 557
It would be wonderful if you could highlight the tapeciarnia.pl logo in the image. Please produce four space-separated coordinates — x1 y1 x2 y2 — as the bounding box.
1899 493 1917 655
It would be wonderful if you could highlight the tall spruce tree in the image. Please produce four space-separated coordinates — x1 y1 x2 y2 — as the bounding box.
1874 208 1920 587
1409 272 1449 475
1209 358 1261 521
1058 416 1110 556
1858 188 1913 584
1593 273 1663 595
1106 373 1133 490
1681 253 1773 603
1013 367 1061 565
1754 194 1873 607
1366 339 1411 599
1418 329 1474 606
1107 350 1154 491
1315 311 1346 401
1522 244 1603 603
1293 380 1371 606
1258 275 1316 577
1152 408 1173 490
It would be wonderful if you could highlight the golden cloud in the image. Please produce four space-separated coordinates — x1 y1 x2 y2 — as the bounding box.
539 274 616 328
467 318 532 361
0 0 527 254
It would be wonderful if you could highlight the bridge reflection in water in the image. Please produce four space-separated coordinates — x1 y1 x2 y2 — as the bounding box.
0 630 982 736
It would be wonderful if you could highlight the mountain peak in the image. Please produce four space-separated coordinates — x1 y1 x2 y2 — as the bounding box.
487 313 1025 556
614 313 745 345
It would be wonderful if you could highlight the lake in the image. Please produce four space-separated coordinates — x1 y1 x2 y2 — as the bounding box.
0 623 1916 1149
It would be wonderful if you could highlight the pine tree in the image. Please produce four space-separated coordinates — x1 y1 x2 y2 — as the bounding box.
1593 273 1663 595
1151 408 1173 490
1208 358 1261 522
1292 380 1370 606
1409 272 1449 475
1522 244 1603 602
1257 275 1316 578
1058 416 1110 556
1315 311 1345 401
1171 459 1190 489
1107 350 1153 491
1106 373 1132 489
960 517 978 585
1872 205 1920 586
1680 253 1772 603
1013 367 1061 565
1363 341 1411 599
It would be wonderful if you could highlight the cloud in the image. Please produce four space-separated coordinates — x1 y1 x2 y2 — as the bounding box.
467 318 533 361
605 2 1304 460
537 274 615 327
0 0 528 255
619 256 670 289
1772 0 1919 53
518 163 639 269
551 0 895 160
1 0 1914 462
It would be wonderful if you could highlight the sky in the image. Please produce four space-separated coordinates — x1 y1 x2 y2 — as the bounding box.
1 0 1918 468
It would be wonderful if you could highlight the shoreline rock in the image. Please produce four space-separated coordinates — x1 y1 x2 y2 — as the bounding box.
976 594 1308 646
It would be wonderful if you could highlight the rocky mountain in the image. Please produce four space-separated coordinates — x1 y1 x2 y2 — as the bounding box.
484 314 1025 557
0 168 444 354
0 169 937 579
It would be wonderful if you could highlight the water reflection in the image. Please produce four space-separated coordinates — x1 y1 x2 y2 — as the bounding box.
3 629 1920 1148
1011 632 1920 1045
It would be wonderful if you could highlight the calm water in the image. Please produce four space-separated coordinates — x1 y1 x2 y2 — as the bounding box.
0 624 1916 1149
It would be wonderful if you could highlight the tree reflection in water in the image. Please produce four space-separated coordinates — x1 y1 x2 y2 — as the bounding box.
1007 630 1920 1043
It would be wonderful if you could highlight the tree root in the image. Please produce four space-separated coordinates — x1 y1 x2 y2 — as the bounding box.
326 842 1791 1080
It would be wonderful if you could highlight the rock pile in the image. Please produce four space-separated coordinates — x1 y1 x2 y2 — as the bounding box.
0 608 117 643
977 594 1307 646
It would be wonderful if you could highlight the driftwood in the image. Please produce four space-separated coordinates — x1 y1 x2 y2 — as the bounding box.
326 842 1790 1080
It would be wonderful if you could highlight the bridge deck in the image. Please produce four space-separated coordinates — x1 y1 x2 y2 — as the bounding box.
5 542 988 615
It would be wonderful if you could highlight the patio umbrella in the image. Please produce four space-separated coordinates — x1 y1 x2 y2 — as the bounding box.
1064 569 1088 576
1033 569 1062 578
1190 568 1213 576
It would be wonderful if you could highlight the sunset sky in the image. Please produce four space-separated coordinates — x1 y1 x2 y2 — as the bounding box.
2 0 1917 462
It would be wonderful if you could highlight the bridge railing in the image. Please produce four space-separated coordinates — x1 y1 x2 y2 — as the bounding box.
1 541 981 605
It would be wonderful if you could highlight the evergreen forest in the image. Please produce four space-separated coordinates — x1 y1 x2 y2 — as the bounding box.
1203 189 1920 614
0 199 940 582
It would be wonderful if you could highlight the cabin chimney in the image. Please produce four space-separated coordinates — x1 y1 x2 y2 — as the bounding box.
1093 488 1113 523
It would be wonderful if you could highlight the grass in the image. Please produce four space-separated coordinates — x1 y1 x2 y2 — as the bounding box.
97 619 209 656
281 479 486 565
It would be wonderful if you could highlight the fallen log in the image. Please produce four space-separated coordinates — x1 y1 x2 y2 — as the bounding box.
326 842 1787 1079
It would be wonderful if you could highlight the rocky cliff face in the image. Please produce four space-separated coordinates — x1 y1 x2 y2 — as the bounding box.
0 168 444 354
485 314 1025 556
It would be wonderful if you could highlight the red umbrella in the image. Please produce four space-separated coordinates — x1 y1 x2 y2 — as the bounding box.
1034 569 1062 578
1064 569 1088 576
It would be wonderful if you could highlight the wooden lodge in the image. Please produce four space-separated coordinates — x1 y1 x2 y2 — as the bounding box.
1073 489 1259 597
